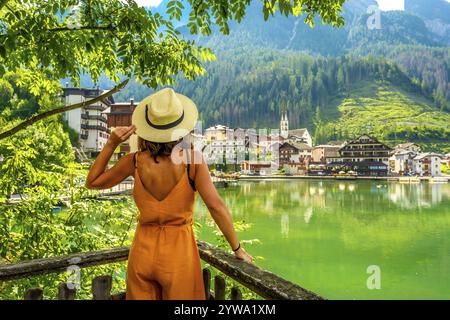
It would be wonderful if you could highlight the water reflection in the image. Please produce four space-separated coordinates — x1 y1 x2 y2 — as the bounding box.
219 180 450 214
281 213 289 238
196 180 450 299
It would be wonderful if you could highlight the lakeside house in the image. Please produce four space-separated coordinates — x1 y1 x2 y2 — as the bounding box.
411 153 444 177
241 160 278 175
389 150 417 176
311 144 343 164
327 135 392 176
388 144 446 177
62 87 112 157
279 142 312 175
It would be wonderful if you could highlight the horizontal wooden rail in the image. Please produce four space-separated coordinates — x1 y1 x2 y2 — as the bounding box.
0 247 129 282
197 241 323 300
0 240 324 300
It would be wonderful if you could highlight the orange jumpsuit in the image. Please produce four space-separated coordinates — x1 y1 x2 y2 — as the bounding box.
126 152 206 300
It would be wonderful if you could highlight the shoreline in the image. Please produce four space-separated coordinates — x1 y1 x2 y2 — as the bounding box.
238 175 450 182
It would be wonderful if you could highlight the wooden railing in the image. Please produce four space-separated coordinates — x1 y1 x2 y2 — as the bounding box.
0 241 324 300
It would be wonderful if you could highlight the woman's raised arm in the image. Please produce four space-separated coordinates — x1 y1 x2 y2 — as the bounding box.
85 125 136 190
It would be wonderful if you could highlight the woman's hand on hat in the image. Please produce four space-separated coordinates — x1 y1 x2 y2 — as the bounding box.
107 125 136 148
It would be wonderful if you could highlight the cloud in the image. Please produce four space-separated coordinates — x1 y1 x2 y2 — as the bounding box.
376 0 405 11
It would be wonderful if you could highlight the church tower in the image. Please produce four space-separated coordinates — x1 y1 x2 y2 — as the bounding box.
280 110 289 139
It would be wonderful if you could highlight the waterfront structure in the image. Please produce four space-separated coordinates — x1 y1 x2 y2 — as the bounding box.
279 142 312 174
389 150 417 176
328 135 392 176
103 98 139 158
338 135 391 164
312 144 342 164
412 153 443 177
62 87 112 157
241 160 278 175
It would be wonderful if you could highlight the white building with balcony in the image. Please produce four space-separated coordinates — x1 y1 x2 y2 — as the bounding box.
63 87 112 157
412 153 443 177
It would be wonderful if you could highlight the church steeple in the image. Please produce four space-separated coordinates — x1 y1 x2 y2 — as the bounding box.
280 110 289 139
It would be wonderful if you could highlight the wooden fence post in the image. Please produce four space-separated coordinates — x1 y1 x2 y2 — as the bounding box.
231 287 242 300
214 275 226 300
92 275 112 300
58 283 76 300
202 268 213 300
24 288 43 300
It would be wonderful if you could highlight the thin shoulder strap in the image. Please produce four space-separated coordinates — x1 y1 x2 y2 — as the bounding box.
186 149 197 191
133 152 138 168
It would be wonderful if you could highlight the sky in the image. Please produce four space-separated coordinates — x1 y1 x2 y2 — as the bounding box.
138 0 450 11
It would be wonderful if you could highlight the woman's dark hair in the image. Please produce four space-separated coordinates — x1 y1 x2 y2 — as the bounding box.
137 136 191 163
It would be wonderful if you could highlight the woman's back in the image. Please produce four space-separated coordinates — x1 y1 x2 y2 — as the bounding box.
133 150 197 225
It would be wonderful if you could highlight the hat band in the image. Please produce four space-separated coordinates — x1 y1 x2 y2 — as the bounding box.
145 104 185 130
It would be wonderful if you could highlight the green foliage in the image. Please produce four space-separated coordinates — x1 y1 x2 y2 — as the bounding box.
0 0 345 89
0 118 75 200
319 80 450 152
0 188 137 299
351 45 450 113
0 112 137 298
441 163 450 175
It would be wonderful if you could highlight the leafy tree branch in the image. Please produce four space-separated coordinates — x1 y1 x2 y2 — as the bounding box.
0 79 129 140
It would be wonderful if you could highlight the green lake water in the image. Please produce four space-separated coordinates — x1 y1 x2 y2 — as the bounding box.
194 180 450 300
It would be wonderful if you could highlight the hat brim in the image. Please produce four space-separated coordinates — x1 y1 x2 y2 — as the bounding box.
132 92 198 143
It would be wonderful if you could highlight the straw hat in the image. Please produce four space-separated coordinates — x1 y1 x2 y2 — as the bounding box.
132 88 198 143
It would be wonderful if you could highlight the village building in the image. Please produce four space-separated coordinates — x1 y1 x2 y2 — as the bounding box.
312 144 342 164
205 125 234 142
287 128 313 147
241 160 278 175
412 153 443 177
204 125 247 165
103 98 139 158
279 111 313 147
338 135 391 164
62 87 112 157
389 150 417 176
328 135 392 176
279 142 312 175
393 142 421 154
